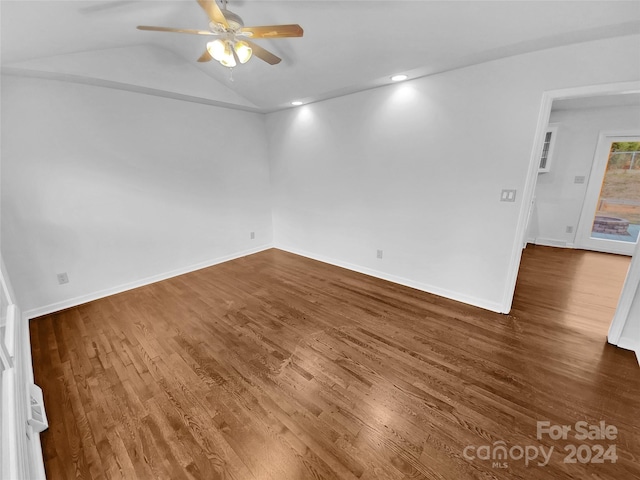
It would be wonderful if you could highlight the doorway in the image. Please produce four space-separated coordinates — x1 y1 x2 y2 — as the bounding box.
575 134 640 255
504 81 640 354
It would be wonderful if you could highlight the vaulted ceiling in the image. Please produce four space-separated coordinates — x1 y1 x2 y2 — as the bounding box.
2 1 640 112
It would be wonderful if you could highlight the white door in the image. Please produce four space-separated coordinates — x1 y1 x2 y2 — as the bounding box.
575 132 640 255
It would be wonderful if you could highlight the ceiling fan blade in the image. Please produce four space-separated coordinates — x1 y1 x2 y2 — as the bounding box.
241 24 303 38
244 40 281 65
197 50 213 62
197 0 228 28
137 25 216 36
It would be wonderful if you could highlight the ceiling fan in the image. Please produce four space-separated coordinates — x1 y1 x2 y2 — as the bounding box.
137 0 303 68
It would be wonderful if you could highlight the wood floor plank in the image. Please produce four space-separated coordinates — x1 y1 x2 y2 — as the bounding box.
30 246 640 479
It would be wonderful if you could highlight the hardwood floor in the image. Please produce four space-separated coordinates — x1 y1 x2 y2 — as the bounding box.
30 246 639 480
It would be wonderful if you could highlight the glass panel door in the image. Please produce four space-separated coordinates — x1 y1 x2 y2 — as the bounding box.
576 134 640 256
590 141 640 244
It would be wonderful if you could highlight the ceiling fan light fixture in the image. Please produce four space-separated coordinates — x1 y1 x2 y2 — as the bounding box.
234 40 253 64
212 40 236 67
207 39 226 61
220 52 237 68
207 39 237 67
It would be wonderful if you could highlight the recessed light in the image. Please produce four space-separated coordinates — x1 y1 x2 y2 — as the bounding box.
291 101 303 106
391 74 408 82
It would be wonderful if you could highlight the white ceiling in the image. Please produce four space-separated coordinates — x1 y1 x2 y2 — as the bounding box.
2 1 640 112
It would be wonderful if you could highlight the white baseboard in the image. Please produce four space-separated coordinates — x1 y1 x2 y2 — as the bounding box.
24 244 273 320
534 237 575 248
274 244 505 314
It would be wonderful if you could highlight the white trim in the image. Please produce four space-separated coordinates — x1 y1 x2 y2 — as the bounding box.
16 307 46 479
27 433 45 480
1 257 16 306
0 339 12 371
1 305 31 480
502 80 640 314
13 306 30 478
533 238 575 249
22 340 47 465
4 305 17 358
24 244 273 320
1 369 19 480
576 242 636 256
608 239 640 344
616 337 639 353
275 244 504 313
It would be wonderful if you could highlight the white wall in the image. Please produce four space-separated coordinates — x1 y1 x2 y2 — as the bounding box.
3 35 640 316
529 104 640 245
1 76 273 315
266 35 640 313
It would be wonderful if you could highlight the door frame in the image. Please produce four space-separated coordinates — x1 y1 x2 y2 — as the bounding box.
574 131 640 255
608 238 640 349
502 80 640 314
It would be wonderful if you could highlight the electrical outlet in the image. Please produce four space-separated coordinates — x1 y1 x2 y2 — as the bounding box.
250 231 255 240
377 250 383 259
57 272 69 285
574 176 586 184
566 226 574 234
500 189 517 202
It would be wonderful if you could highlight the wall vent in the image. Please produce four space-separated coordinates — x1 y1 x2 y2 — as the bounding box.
539 124 559 173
